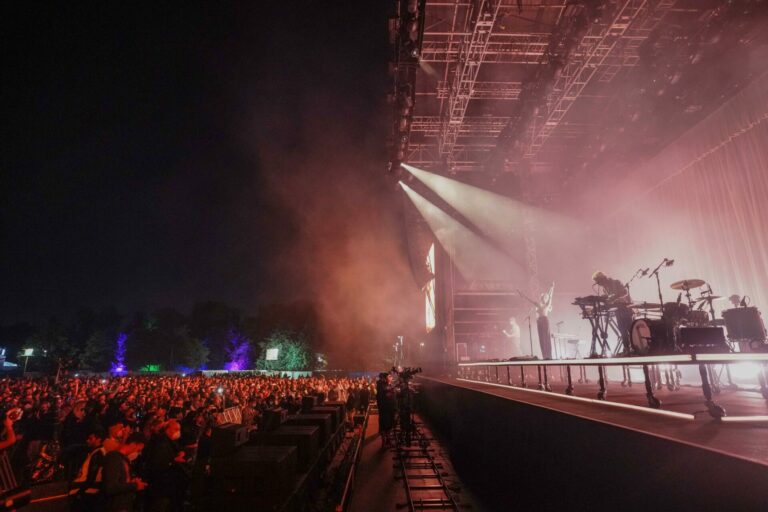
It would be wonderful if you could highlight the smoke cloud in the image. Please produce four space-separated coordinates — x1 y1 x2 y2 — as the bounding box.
246 96 423 369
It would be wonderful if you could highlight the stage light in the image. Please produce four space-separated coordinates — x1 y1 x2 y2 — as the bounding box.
400 181 525 281
401 163 585 263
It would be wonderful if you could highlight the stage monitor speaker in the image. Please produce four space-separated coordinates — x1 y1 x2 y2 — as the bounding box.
261 407 288 432
211 423 248 457
210 445 297 498
285 413 332 444
322 401 347 416
311 406 342 431
250 425 320 471
723 307 767 342
301 395 318 412
678 327 729 354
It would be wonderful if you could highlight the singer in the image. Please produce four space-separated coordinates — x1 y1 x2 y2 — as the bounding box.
518 283 555 359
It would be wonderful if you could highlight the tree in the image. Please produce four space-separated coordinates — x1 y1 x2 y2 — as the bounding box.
27 317 78 377
257 330 313 371
189 301 242 369
224 328 251 371
174 335 209 371
81 330 115 371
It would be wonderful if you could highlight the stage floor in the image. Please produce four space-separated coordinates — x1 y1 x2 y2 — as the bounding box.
432 375 768 467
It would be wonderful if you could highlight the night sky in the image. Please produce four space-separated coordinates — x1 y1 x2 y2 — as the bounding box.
2 1 419 338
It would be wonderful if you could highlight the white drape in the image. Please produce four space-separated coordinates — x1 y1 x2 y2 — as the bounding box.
596 72 768 315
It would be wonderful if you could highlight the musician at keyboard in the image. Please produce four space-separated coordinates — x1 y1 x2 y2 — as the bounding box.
592 271 633 354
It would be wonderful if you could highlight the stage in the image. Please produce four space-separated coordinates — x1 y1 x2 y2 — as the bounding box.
416 373 768 511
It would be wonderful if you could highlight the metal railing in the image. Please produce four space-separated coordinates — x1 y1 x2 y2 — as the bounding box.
335 402 371 512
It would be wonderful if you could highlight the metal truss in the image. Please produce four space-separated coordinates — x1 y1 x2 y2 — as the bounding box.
523 0 677 158
406 143 555 173
411 116 510 137
438 0 503 160
407 143 497 171
416 81 522 100
420 32 550 64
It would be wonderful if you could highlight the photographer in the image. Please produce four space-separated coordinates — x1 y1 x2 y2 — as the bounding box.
0 408 29 510
0 414 18 451
101 433 147 512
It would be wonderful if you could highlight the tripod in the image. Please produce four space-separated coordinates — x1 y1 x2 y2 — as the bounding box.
395 381 416 447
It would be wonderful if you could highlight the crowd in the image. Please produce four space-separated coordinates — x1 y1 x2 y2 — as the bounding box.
0 373 375 511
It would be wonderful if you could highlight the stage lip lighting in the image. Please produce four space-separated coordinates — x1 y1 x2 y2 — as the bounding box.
458 355 693 367
456 378 695 420
694 353 768 362
720 415 768 423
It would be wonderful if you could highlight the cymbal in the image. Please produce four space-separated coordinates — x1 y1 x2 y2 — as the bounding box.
694 295 725 303
629 302 662 310
670 279 706 290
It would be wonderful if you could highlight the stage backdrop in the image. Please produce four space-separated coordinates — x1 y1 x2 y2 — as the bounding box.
580 71 768 317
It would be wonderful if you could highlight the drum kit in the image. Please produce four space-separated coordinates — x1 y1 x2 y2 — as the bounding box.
574 261 767 358
628 278 730 355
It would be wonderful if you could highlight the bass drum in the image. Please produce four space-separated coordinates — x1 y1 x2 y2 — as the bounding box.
630 318 672 355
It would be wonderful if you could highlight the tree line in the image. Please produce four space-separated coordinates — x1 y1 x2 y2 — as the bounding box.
0 300 323 374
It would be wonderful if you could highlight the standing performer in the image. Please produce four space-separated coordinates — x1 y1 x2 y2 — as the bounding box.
518 283 555 359
501 316 523 358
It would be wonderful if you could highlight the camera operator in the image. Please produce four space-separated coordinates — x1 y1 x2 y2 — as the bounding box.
392 367 421 446
375 373 395 447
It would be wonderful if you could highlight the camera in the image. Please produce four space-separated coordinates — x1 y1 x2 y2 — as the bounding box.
0 407 22 423
392 366 422 382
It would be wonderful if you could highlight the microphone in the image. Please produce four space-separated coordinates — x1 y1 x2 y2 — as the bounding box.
640 268 649 276
740 296 747 307
665 259 675 267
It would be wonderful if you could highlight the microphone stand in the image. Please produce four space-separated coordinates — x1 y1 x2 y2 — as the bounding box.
648 258 670 307
527 313 534 357
624 268 645 299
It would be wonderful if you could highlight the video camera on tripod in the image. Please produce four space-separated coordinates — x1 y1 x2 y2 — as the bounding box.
392 366 422 382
